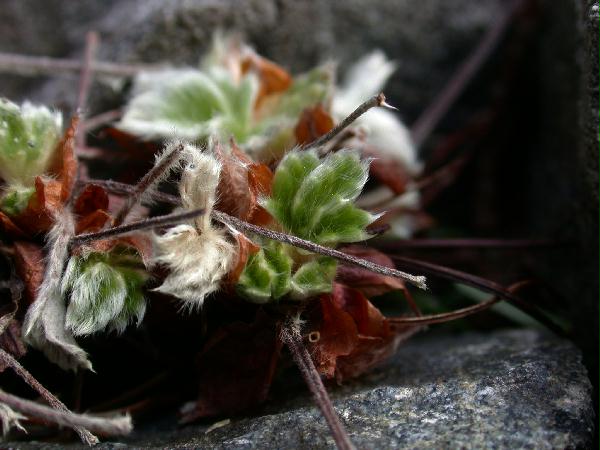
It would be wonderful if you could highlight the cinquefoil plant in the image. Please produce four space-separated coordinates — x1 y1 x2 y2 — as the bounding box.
237 149 377 303
0 99 62 215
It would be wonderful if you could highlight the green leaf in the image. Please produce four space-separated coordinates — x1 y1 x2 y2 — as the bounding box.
117 68 260 143
62 248 148 336
236 243 337 303
0 99 62 189
290 257 337 299
0 186 35 216
264 149 375 246
236 242 293 303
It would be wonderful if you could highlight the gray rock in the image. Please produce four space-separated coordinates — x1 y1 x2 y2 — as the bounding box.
1 0 502 121
5 329 594 449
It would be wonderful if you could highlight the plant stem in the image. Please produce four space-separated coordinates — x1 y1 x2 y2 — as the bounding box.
71 207 205 246
77 31 99 116
0 349 98 446
388 280 531 325
280 321 356 450
410 0 522 147
390 255 566 336
112 143 184 227
0 389 132 437
81 109 122 132
0 51 159 78
377 238 562 250
81 179 428 289
306 93 392 149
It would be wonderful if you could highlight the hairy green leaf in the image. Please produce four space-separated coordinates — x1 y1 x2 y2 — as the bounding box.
264 149 375 245
0 99 62 210
62 248 148 336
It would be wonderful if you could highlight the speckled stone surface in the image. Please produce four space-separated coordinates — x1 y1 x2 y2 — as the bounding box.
4 329 594 449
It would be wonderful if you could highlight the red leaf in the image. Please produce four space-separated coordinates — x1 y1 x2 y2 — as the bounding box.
336 245 405 297
242 53 292 107
294 104 335 146
0 321 27 373
227 233 260 285
13 241 45 306
309 284 415 382
182 310 282 421
364 146 411 195
246 162 273 226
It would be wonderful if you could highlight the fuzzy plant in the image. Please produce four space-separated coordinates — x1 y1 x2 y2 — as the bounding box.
236 148 377 303
116 34 332 160
151 143 236 310
0 99 63 215
62 248 148 336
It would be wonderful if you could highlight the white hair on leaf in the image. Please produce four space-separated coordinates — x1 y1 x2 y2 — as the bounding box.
0 402 26 436
152 144 235 310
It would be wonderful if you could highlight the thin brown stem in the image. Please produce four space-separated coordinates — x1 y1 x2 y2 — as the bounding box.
77 32 99 115
307 93 392 149
388 280 531 326
377 238 562 250
214 210 427 289
280 320 356 450
0 51 159 78
410 0 521 147
0 349 98 445
81 109 122 132
82 179 428 289
0 389 132 437
113 143 184 227
71 207 205 246
390 255 566 336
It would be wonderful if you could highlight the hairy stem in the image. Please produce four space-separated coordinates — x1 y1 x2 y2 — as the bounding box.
0 349 98 445
280 320 356 450
306 93 394 149
113 143 184 227
71 207 205 246
0 389 132 437
80 179 428 289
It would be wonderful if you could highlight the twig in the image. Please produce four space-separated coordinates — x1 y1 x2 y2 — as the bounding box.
77 32 99 116
81 109 122 133
306 93 394 149
0 51 160 78
388 280 531 325
280 319 356 450
0 349 98 446
390 255 566 336
376 238 562 250
213 210 427 289
112 143 184 227
410 0 522 147
0 389 132 437
81 179 428 289
71 207 205 246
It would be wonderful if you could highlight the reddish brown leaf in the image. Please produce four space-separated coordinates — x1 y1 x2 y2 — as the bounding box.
0 321 27 373
227 233 260 285
336 246 405 297
47 116 79 202
13 241 45 306
181 310 282 421
309 283 414 382
310 293 358 379
74 184 109 217
75 209 112 234
363 146 411 195
242 53 292 107
246 162 273 226
294 104 335 146
215 142 253 219
0 211 27 239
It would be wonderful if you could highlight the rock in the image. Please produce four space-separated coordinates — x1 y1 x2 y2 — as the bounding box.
2 0 502 121
6 329 594 449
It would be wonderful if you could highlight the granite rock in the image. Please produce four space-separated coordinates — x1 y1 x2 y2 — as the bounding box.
5 329 594 449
